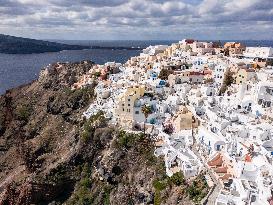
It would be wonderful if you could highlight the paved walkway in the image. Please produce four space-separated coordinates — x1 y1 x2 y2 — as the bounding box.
191 130 221 205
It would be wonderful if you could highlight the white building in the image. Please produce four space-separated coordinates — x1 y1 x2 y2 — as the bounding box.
213 64 228 84
142 45 169 56
244 47 273 59
198 126 226 155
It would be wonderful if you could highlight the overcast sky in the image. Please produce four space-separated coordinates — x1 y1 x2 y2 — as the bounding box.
0 0 272 40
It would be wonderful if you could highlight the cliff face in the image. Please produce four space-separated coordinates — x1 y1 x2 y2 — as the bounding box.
0 61 97 204
0 61 200 205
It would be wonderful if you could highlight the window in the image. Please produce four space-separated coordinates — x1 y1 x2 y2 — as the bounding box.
128 104 131 106
135 111 139 114
128 99 130 102
122 104 124 106
122 108 124 111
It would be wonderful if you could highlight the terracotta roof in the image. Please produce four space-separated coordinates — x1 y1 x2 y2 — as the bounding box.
246 69 255 72
204 69 212 75
185 39 195 44
189 71 205 76
245 154 252 162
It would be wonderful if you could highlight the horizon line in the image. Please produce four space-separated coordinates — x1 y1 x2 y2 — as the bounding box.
2 33 273 42
45 39 273 41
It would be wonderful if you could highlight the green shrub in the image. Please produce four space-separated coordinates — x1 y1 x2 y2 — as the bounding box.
169 172 184 186
153 179 167 191
94 71 101 78
68 87 95 109
82 163 92 177
81 130 92 143
116 130 145 149
154 190 161 205
16 104 32 122
188 184 201 198
103 186 112 205
68 163 95 205
75 187 94 205
81 111 106 142
187 175 209 204
118 134 132 148
80 177 91 188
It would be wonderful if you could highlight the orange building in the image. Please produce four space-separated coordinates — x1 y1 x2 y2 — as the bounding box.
224 42 246 56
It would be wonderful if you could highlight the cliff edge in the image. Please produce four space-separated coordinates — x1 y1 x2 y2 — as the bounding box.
0 61 206 205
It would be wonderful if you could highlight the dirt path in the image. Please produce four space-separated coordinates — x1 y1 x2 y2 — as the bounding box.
0 165 26 193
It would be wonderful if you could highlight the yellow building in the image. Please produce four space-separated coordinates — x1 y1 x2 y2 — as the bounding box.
115 85 145 127
172 106 197 132
170 43 179 54
163 44 180 57
177 70 191 83
235 68 256 84
164 47 172 57
157 52 167 61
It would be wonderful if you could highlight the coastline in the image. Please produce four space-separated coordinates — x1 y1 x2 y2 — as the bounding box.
0 48 142 95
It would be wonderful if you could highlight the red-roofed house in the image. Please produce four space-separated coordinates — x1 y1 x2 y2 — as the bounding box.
189 71 204 84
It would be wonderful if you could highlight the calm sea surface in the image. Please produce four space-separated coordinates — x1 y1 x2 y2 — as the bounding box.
0 40 273 94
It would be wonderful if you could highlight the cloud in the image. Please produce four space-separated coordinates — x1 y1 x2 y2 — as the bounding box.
47 0 129 7
0 0 272 40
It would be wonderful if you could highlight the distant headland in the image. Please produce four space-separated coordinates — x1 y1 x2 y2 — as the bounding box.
0 34 92 54
0 34 143 54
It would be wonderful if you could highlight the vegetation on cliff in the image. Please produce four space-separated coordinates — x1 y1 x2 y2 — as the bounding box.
219 69 234 95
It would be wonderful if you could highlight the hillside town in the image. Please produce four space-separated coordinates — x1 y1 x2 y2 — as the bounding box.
71 39 273 205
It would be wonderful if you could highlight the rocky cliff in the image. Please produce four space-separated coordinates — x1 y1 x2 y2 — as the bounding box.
0 61 207 205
